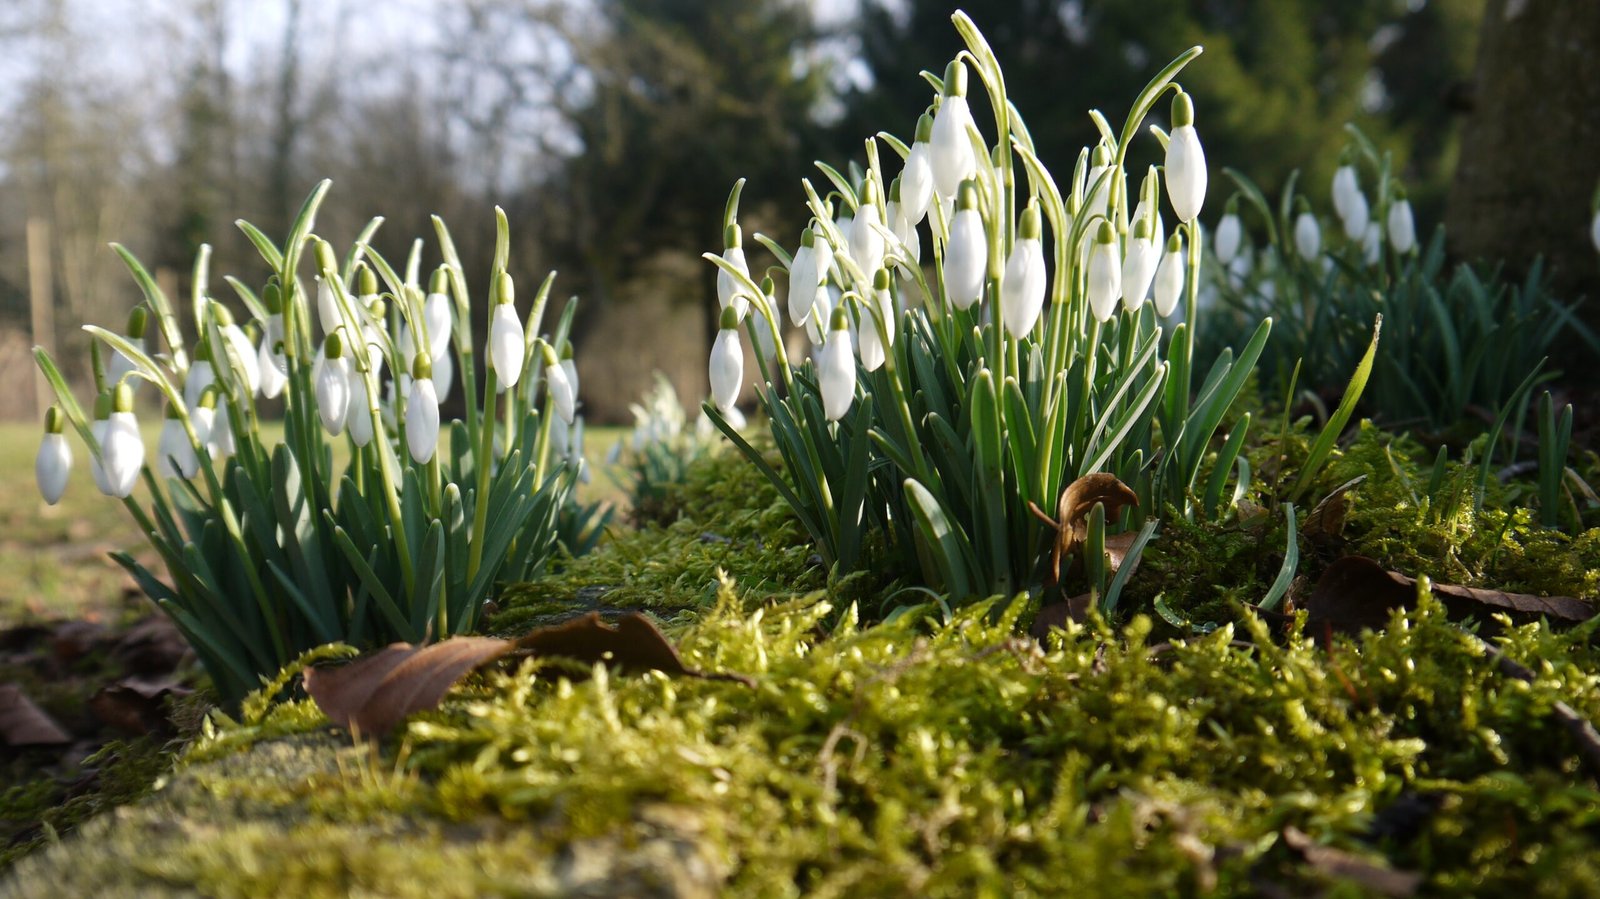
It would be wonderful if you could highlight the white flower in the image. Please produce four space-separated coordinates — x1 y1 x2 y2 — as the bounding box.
708 319 744 413
1332 164 1358 221
849 187 887 278
346 374 375 448
209 406 235 459
1153 235 1186 317
806 281 837 346
434 349 454 402
257 315 287 399
1131 196 1165 256
424 291 453 360
888 198 921 266
546 358 576 425
107 337 142 390
1294 212 1321 261
1363 221 1383 267
35 409 71 504
1388 198 1417 254
858 271 896 372
1164 91 1207 223
317 276 341 336
100 407 144 499
1121 222 1159 313
191 404 215 453
406 377 440 463
900 119 936 225
1214 212 1243 264
1341 189 1369 242
943 182 987 310
89 417 111 495
561 357 579 405
1001 211 1046 338
930 84 978 200
1085 153 1113 223
183 359 214 410
316 339 352 435
1087 223 1123 322
489 299 525 389
819 318 856 421
157 415 196 480
716 225 751 320
788 236 821 326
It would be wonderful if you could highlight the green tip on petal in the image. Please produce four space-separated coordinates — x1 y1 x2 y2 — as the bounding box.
1021 203 1042 240
93 392 113 420
429 266 450 294
941 60 967 99
724 223 742 250
313 239 338 276
412 352 433 380
873 268 891 290
324 330 345 359
263 281 283 314
1095 220 1115 244
1166 233 1184 252
126 305 149 338
357 265 378 297
493 270 515 306
914 113 934 144
1171 90 1195 128
957 180 980 211
718 305 741 330
44 405 65 434
1131 217 1150 240
829 305 849 331
113 382 134 414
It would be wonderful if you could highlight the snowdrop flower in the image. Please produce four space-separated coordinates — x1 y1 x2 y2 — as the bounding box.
900 114 936 226
35 406 71 504
405 355 440 464
257 299 287 401
887 179 922 266
1331 161 1358 222
213 303 261 396
716 224 751 319
1130 194 1165 258
183 344 215 411
1341 189 1369 242
819 305 856 421
1084 143 1114 223
99 384 144 499
788 228 824 326
316 275 341 336
858 269 897 372
107 306 148 390
1363 221 1383 267
1153 234 1186 318
560 349 580 406
543 343 576 425
424 267 454 360
850 181 887 278
1001 203 1047 338
1214 202 1243 265
434 350 454 403
88 396 112 495
1164 90 1207 223
751 278 780 363
943 180 987 310
709 306 744 413
316 331 352 435
489 271 525 388
1087 221 1123 322
156 404 196 480
1121 217 1160 313
805 277 838 346
345 370 374 448
1388 189 1417 254
190 390 216 453
930 61 978 199
1294 204 1321 262
209 402 235 459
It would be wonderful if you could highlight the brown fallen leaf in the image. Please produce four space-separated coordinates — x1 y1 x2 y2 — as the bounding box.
1281 826 1421 897
1029 473 1140 587
1305 556 1594 637
1104 532 1143 577
1302 475 1366 541
90 676 194 736
307 613 751 737
304 636 516 736
0 683 72 747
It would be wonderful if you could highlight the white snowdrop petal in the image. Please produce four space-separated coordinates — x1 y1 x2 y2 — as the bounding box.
943 208 988 310
819 330 856 421
1001 238 1046 338
35 433 71 504
489 304 526 388
406 378 440 463
1164 125 1207 223
708 329 743 413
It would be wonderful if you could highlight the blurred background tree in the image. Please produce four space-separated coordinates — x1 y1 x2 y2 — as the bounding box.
7 0 1591 423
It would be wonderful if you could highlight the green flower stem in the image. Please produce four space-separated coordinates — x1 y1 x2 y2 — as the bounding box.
467 366 500 585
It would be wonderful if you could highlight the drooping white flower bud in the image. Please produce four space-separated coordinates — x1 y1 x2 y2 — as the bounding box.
1331 163 1358 222
1294 207 1321 262
1164 91 1207 223
1363 221 1382 267
709 306 744 413
107 305 148 390
157 404 196 480
900 114 936 225
434 350 454 403
542 343 576 425
489 271 525 389
190 390 216 454
887 181 922 266
317 275 341 336
211 302 261 396
1153 233 1186 318
1084 143 1114 223
788 229 822 326
258 324 287 400
209 403 235 459
1388 192 1417 255
943 180 987 310
100 384 144 499
346 370 374 448
425 267 454 360
1001 204 1047 338
805 277 837 346
1214 205 1243 265
1087 221 1123 322
819 306 856 422
717 225 751 320
752 278 779 364
1130 197 1165 258
930 61 979 199
316 332 352 435
88 396 112 496
406 354 440 464
1121 217 1160 313
850 181 887 278
1341 189 1369 242
35 406 71 504
858 269 896 372
183 345 215 411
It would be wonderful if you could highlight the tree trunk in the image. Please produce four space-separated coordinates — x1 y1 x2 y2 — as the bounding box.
1446 0 1600 317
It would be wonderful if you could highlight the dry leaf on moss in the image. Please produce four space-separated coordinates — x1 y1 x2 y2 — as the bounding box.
0 684 71 746
1029 473 1140 586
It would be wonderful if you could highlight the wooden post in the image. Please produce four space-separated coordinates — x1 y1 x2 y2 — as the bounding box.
26 217 55 419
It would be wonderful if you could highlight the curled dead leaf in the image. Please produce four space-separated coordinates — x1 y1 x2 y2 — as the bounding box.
0 683 71 747
1030 473 1140 586
1302 475 1365 541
